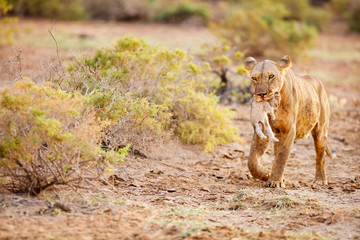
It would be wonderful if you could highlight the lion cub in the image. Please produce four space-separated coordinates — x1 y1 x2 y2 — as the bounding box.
251 94 280 142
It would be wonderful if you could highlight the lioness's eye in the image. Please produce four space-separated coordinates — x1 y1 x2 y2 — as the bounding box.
269 74 275 79
251 77 257 81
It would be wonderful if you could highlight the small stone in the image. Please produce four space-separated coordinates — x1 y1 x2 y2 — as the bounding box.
333 135 345 142
200 186 210 192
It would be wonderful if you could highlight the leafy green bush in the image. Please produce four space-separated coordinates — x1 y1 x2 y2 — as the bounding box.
209 0 318 57
0 79 125 195
346 4 360 32
90 92 171 153
329 0 360 33
200 41 251 103
154 1 211 24
330 0 351 16
0 0 17 45
171 90 238 152
279 0 330 31
84 0 150 21
8 0 212 23
9 0 86 20
58 36 239 152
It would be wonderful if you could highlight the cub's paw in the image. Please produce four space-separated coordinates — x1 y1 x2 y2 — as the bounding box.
265 180 285 188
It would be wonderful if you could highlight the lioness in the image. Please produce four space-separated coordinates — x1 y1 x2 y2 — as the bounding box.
244 55 335 188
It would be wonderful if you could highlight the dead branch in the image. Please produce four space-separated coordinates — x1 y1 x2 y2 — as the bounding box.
1 47 24 82
48 22 65 83
48 23 62 69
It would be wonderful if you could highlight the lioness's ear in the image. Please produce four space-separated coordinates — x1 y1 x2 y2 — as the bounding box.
244 57 257 71
278 55 292 70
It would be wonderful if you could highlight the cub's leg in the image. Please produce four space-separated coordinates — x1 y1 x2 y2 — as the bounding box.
311 125 328 185
264 102 275 120
263 115 279 142
266 126 296 188
248 133 271 181
255 121 267 139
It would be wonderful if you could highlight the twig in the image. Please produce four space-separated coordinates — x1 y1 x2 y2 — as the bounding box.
48 22 66 84
13 47 23 81
2 47 24 82
48 23 62 69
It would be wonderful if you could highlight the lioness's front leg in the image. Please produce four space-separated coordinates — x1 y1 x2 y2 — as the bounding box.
266 126 296 188
248 134 271 181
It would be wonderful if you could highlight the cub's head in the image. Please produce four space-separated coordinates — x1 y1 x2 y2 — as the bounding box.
244 55 291 102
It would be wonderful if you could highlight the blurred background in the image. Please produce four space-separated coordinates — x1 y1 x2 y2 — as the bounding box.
0 0 359 94
1 0 359 52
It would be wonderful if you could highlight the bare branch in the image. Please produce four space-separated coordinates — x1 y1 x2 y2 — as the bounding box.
1 47 24 82
48 22 62 69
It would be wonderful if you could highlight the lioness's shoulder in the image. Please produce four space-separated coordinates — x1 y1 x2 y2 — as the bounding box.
296 74 324 88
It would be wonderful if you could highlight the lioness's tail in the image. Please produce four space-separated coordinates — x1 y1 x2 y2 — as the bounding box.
326 145 337 159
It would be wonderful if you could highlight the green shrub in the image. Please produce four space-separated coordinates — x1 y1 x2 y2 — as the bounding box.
84 0 150 21
58 36 239 152
279 0 330 31
329 0 360 33
9 0 152 21
9 0 86 20
330 0 351 16
346 4 360 32
0 79 125 195
209 0 318 57
89 92 172 153
171 90 239 152
154 1 211 24
0 0 17 45
200 41 251 103
8 0 212 23
269 20 317 57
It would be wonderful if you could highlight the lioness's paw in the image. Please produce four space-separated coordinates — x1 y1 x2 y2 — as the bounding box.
265 181 285 188
313 180 328 185
260 173 271 181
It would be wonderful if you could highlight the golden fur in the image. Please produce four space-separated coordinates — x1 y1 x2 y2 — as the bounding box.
244 56 335 188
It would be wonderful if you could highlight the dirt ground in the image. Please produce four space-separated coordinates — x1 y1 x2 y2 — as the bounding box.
0 19 360 240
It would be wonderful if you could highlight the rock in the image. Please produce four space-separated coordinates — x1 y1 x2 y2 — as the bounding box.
200 186 210 192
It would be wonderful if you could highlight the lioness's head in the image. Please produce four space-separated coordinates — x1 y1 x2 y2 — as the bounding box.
244 55 291 102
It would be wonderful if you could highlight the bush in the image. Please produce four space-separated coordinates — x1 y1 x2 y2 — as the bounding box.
90 92 172 154
200 41 251 103
9 0 86 20
84 0 150 21
58 36 239 152
279 0 330 31
0 0 17 45
8 0 212 23
171 90 238 152
0 79 125 195
154 1 211 24
9 0 151 21
346 4 360 32
330 0 351 16
209 0 318 57
329 0 360 33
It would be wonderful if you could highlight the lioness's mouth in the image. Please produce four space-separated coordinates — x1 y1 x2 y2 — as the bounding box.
254 91 278 102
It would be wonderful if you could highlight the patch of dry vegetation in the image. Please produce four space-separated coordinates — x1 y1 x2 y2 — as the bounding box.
209 0 330 57
0 79 125 195
58 36 240 152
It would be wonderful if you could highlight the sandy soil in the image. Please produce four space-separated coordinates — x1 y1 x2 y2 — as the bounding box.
0 19 359 240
